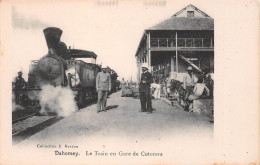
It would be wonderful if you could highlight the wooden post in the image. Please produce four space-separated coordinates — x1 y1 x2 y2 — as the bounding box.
176 32 178 73
171 55 175 76
136 56 141 84
148 32 151 71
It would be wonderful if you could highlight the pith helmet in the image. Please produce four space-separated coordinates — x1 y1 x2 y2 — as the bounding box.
101 65 107 69
187 66 193 71
141 63 149 69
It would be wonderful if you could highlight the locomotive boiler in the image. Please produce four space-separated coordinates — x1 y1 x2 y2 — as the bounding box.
28 27 68 88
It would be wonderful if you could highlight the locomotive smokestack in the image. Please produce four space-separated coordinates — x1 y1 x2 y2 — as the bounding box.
43 27 62 53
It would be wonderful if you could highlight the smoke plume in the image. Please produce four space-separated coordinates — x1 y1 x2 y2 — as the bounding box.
39 85 78 117
12 93 25 112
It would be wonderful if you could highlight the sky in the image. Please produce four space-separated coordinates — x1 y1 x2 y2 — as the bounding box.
7 0 214 81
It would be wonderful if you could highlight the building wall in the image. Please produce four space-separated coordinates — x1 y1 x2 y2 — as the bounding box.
136 39 148 83
177 59 188 73
150 51 214 76
210 54 214 68
199 54 211 70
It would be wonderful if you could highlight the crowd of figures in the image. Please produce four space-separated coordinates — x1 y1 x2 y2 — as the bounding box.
167 66 214 112
13 64 214 114
119 64 214 113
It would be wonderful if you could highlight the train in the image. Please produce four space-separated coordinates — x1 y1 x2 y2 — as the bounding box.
14 27 119 107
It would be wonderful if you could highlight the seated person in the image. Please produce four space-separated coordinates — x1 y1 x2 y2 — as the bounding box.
165 75 171 98
188 77 210 112
151 83 161 99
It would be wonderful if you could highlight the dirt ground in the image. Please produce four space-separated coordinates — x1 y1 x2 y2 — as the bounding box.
17 91 213 143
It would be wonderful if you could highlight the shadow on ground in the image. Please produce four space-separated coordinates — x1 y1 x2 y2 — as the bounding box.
106 105 118 111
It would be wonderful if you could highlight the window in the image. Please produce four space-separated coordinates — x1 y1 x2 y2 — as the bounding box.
187 11 194 17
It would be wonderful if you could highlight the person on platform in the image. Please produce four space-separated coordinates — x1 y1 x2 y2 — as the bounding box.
151 74 161 99
139 63 153 113
188 76 210 112
120 78 126 97
183 66 196 110
120 78 126 90
96 66 111 113
165 74 171 98
126 80 129 88
162 74 167 97
13 71 27 89
13 71 27 104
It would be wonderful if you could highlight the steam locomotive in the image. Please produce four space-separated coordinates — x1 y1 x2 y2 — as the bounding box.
14 27 118 107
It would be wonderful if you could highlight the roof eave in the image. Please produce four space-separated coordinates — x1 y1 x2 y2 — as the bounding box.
134 32 147 57
147 29 214 31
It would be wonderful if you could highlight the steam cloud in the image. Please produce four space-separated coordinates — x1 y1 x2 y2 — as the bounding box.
39 85 78 117
12 93 25 112
12 93 24 112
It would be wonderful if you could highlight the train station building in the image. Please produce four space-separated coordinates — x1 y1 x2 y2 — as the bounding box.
135 4 214 83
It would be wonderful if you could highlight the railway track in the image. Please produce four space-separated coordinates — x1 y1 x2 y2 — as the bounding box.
12 106 61 144
12 106 40 123
12 114 63 144
12 98 102 144
12 113 37 124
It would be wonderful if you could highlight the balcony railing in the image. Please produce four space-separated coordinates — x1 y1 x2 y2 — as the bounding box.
150 38 214 48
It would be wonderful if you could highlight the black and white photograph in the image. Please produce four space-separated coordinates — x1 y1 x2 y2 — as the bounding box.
0 0 259 164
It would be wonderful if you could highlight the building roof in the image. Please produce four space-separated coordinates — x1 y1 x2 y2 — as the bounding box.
173 4 210 17
147 4 213 31
148 17 214 31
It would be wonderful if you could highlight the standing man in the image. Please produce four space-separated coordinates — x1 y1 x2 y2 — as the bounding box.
139 63 153 113
120 78 126 90
96 66 111 113
183 66 196 110
13 71 28 104
120 78 126 97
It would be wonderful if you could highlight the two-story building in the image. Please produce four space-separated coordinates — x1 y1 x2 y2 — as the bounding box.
135 4 214 83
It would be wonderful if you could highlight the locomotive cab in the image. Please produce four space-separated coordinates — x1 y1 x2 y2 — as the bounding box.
65 49 101 106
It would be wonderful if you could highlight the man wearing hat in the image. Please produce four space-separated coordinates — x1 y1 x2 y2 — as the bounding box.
139 63 153 113
14 72 27 89
13 71 27 104
96 66 111 113
183 66 196 110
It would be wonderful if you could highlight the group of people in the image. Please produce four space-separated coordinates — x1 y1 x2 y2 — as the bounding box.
119 78 132 91
151 73 172 99
138 64 211 113
13 65 210 114
183 66 210 112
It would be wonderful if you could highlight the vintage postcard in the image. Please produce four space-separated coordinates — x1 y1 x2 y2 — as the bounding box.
0 0 259 164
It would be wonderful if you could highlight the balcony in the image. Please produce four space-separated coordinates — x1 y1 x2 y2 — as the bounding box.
150 38 214 51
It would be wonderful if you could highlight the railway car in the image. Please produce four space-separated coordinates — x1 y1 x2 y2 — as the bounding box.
66 50 101 106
